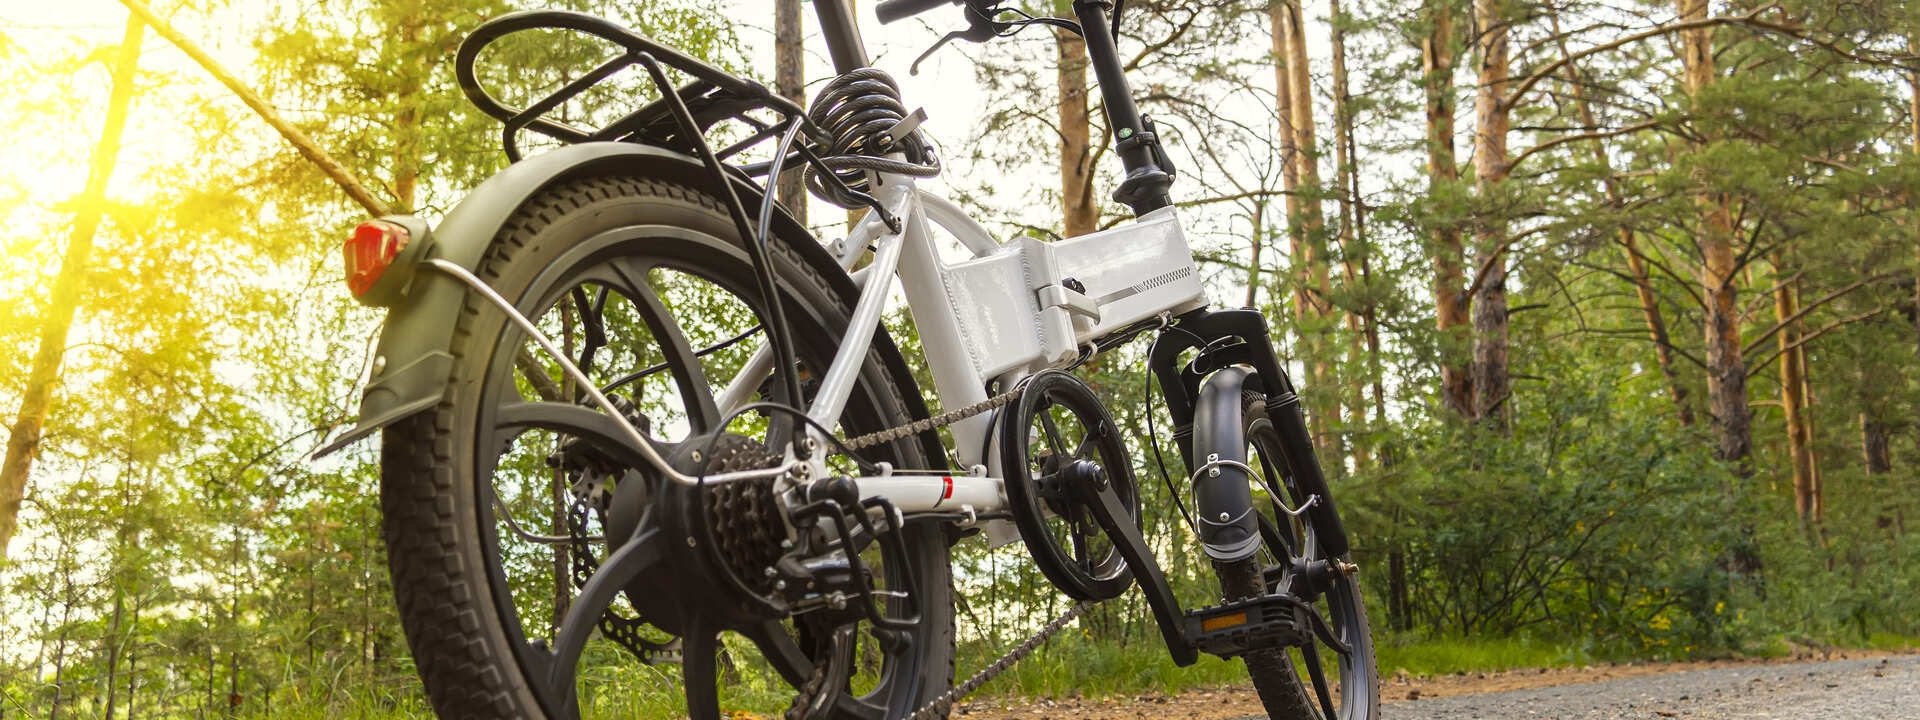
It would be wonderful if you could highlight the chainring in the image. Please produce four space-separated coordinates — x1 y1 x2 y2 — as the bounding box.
998 370 1141 602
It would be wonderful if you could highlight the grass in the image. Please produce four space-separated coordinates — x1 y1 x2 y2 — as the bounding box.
1375 635 1601 678
196 631 1920 717
962 631 1248 700
963 632 1609 703
1857 632 1920 653
966 629 1920 703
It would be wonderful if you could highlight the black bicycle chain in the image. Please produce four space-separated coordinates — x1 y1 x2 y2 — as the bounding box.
558 386 1081 718
791 385 1106 720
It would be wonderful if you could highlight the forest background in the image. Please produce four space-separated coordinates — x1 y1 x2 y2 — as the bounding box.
2 0 1919 717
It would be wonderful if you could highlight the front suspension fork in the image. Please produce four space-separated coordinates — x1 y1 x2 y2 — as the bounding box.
1074 308 1355 668
1148 308 1351 559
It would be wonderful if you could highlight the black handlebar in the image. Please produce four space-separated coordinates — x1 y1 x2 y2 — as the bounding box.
875 0 959 24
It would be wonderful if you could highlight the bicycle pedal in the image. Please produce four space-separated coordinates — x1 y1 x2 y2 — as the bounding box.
1184 593 1309 658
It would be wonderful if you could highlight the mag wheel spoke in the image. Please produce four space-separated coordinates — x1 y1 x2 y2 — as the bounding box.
609 258 722 433
680 624 723 720
493 402 655 466
1037 404 1070 456
542 523 668 700
741 620 812 686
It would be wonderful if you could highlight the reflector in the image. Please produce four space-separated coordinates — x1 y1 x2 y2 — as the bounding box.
1200 611 1248 633
344 220 410 298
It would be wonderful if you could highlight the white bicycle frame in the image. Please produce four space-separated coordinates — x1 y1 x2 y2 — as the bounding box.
751 169 1210 532
426 164 1205 529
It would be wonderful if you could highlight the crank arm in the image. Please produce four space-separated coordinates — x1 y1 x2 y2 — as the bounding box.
1073 476 1198 666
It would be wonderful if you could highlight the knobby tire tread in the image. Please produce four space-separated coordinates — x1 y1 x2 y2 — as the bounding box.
1217 557 1319 719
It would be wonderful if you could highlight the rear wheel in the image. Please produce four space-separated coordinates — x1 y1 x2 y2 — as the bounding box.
379 176 954 719
1210 395 1378 720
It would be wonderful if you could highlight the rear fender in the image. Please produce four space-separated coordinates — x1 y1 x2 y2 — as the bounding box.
317 142 938 464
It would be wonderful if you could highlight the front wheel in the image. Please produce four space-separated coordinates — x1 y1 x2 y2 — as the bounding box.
1206 390 1378 720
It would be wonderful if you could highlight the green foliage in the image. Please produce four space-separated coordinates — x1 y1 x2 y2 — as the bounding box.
1359 373 1741 653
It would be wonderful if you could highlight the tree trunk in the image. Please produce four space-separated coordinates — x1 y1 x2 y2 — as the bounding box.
1245 199 1267 307
104 590 126 720
553 307 578 632
204 627 215 720
1795 322 1821 525
1388 543 1410 632
0 15 143 558
126 604 138 720
1862 413 1892 474
1328 0 1376 466
226 530 243 719
50 563 74 720
1272 0 1341 459
1550 15 1694 427
1904 35 1920 485
226 650 239 718
1470 0 1512 428
1269 1 1305 322
1910 34 1920 464
1423 0 1472 418
1056 25 1096 238
1678 0 1750 469
391 16 424 212
1774 269 1817 527
776 0 807 226
1622 234 1694 423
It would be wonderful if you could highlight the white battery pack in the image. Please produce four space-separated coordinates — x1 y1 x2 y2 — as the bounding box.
936 207 1208 381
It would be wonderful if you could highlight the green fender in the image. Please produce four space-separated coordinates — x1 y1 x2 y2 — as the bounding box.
318 142 939 464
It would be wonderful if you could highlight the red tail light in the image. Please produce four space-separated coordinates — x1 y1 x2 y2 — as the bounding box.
344 220 411 298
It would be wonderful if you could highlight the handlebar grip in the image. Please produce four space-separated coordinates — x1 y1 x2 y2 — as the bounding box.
875 0 958 24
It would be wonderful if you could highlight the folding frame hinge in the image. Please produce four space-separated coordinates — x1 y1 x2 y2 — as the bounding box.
1035 280 1101 325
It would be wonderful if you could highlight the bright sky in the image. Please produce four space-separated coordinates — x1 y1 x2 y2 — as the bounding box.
0 0 1031 226
0 0 1323 244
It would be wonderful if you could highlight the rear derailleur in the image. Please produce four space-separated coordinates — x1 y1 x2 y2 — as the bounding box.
770 474 925 719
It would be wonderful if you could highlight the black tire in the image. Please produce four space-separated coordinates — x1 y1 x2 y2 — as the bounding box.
1209 396 1378 720
379 175 955 718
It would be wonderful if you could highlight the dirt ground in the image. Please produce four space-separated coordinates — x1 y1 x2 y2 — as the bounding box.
950 648 1914 720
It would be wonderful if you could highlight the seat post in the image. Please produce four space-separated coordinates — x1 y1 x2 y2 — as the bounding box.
814 0 873 74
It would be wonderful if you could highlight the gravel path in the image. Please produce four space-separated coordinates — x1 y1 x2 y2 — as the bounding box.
1390 655 1920 719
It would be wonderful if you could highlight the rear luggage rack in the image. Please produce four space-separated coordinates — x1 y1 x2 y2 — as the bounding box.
452 8 901 435
456 10 805 164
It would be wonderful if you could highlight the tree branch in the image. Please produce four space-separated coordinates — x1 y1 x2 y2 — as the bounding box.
1506 5 1785 110
120 0 389 215
1741 272 1898 356
1508 119 1666 173
1744 307 1893 378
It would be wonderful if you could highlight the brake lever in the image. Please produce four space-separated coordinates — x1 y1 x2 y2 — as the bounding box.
909 6 1005 75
